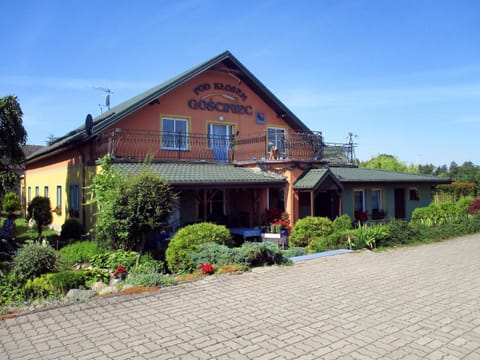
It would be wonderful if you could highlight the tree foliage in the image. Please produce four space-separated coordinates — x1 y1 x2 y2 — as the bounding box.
87 155 175 258
0 95 27 196
2 191 21 214
360 154 410 173
113 169 175 255
27 196 53 241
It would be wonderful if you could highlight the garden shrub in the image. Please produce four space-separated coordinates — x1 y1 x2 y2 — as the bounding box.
166 222 233 273
332 214 352 233
233 242 287 267
58 241 105 268
12 242 58 282
306 232 351 253
24 274 56 299
89 250 139 271
49 270 87 294
2 192 21 214
125 272 175 287
288 216 333 247
282 247 305 258
81 268 110 287
468 199 480 215
190 242 236 267
60 219 85 245
456 196 473 216
380 219 412 247
353 223 389 249
0 274 23 306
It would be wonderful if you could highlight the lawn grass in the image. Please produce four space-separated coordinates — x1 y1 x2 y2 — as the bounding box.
1 216 60 248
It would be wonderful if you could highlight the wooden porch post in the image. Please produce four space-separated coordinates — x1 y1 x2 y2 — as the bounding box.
310 191 315 216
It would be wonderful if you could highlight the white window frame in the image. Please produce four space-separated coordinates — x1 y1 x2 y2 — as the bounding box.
44 186 49 198
267 127 287 156
207 123 234 150
56 185 62 209
161 117 189 150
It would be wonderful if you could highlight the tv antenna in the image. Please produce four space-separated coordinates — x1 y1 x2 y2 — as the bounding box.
345 132 358 163
94 87 114 111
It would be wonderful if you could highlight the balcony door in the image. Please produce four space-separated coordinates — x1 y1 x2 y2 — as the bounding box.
208 123 234 162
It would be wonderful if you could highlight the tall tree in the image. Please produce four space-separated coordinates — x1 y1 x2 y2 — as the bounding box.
0 95 27 196
359 154 408 172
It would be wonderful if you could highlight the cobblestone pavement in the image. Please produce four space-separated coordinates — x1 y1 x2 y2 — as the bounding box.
1 235 480 359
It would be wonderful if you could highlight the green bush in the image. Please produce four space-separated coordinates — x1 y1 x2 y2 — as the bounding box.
456 197 473 216
2 192 21 214
289 216 333 247
24 274 56 299
282 247 305 258
166 223 233 273
60 219 85 244
332 214 352 232
81 268 110 287
12 243 58 282
89 250 139 271
379 219 412 247
353 223 389 249
0 274 24 306
125 273 175 287
190 242 236 267
58 241 105 268
306 232 351 253
233 242 287 267
49 270 87 294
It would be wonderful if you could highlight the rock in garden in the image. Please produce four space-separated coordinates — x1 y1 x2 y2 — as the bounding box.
65 289 97 301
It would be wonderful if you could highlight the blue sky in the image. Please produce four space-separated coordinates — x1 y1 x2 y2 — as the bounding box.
2 0 479 166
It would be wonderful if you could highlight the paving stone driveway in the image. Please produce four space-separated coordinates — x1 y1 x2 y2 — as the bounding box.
1 234 480 359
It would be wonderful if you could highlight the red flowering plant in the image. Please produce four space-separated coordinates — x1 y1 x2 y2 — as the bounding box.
198 263 214 275
112 265 127 279
265 208 291 234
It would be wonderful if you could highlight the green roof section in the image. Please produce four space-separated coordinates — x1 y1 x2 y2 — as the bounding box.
113 162 286 187
294 166 450 191
330 167 451 183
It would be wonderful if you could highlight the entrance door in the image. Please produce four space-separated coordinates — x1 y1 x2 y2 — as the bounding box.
394 188 406 219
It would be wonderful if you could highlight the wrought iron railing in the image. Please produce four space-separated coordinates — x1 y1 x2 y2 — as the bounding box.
94 129 326 163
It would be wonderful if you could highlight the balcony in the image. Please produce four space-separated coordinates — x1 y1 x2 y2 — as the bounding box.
94 129 329 163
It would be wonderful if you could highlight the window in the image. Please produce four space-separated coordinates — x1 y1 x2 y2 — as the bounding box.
354 190 365 212
267 127 286 155
56 186 62 212
161 117 189 150
371 189 382 211
68 184 80 217
27 187 31 203
409 188 420 201
44 186 49 198
35 186 39 197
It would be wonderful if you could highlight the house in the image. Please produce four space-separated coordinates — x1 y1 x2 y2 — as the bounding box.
23 51 450 235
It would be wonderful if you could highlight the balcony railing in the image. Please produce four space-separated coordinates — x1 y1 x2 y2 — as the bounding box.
94 129 327 163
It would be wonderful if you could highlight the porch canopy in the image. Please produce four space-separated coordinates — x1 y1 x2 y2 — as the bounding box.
113 162 286 227
293 168 343 219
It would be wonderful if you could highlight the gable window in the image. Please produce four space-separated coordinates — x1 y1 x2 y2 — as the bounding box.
68 184 80 218
267 127 286 156
409 188 420 201
161 117 189 150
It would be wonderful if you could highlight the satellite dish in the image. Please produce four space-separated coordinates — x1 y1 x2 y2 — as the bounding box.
85 114 93 135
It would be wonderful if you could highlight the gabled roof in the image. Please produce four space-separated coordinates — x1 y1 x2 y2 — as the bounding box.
114 162 286 188
330 167 451 184
293 168 344 191
27 51 310 163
